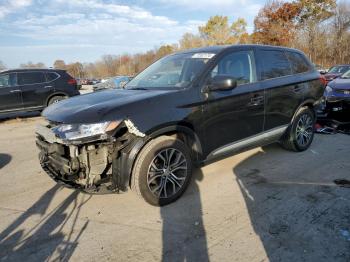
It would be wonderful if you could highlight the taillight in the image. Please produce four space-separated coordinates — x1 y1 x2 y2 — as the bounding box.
68 78 77 85
320 75 327 87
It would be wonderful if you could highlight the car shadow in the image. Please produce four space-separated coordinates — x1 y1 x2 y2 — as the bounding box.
0 111 41 122
160 167 209 262
0 185 91 261
233 144 350 261
0 153 11 169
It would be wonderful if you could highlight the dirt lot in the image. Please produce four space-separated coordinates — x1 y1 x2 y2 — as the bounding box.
0 117 349 262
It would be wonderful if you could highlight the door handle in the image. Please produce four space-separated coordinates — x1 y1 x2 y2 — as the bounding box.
44 85 53 89
294 85 303 93
249 95 264 106
10 89 21 93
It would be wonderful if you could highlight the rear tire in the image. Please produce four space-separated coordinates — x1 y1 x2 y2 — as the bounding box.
131 136 192 206
47 95 66 106
281 107 315 152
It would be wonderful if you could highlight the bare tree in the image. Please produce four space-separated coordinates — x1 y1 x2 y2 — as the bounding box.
20 62 46 69
53 60 66 69
331 1 350 63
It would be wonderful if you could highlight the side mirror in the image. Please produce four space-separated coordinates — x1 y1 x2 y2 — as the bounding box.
208 75 237 92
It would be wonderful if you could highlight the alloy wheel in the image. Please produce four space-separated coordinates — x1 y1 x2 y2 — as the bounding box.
147 148 188 198
296 114 314 147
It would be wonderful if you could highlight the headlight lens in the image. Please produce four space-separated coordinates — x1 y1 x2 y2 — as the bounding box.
52 120 120 141
325 85 333 93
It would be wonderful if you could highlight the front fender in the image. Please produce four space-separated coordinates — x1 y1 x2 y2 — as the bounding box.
113 124 203 191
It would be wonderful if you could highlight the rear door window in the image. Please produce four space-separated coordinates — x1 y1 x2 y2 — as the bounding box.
286 52 311 74
17 72 46 85
0 74 10 88
211 50 257 86
259 50 292 80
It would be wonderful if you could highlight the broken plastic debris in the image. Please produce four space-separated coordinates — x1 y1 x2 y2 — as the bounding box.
124 119 145 137
315 125 336 134
315 117 350 135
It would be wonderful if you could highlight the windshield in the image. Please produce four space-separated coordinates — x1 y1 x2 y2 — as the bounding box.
328 66 350 74
341 69 350 79
125 52 215 89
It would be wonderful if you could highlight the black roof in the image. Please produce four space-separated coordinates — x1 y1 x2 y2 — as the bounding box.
1 68 65 74
175 44 305 55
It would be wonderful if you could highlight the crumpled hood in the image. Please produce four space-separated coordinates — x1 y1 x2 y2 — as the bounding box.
328 78 350 90
43 88 173 124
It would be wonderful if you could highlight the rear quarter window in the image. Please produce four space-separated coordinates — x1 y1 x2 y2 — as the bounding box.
17 72 46 85
47 72 60 81
286 52 311 74
259 50 292 80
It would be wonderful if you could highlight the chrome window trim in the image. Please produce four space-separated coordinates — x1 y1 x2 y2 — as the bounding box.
46 72 60 83
15 71 60 86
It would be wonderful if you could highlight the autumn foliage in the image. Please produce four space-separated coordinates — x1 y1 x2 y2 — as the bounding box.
3 0 349 78
252 1 302 46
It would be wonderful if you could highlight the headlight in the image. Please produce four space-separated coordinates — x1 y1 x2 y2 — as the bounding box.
52 120 121 141
325 85 333 93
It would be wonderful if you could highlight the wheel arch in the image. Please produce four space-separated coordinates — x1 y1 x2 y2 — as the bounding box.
45 92 69 106
149 124 203 161
116 123 204 190
291 99 316 123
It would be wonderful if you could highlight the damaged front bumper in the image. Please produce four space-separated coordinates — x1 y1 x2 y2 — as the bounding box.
321 96 350 113
36 121 145 194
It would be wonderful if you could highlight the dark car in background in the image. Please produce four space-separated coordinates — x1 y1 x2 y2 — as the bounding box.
323 69 350 112
93 76 132 91
324 64 350 83
36 45 324 206
0 69 80 116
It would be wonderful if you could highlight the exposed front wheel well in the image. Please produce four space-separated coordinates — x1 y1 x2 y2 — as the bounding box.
303 102 315 114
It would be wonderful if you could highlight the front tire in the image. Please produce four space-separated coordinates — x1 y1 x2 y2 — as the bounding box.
281 107 315 152
131 136 192 206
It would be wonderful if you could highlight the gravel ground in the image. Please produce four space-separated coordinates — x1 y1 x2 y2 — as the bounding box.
0 117 349 262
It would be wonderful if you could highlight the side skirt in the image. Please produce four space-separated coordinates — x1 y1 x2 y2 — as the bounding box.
204 125 288 163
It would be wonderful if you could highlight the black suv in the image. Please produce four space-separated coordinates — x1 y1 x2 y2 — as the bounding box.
0 69 79 116
36 45 324 206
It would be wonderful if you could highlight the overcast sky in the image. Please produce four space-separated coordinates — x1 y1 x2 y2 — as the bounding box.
0 0 263 68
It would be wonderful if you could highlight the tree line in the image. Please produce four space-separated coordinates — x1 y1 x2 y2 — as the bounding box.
1 0 349 78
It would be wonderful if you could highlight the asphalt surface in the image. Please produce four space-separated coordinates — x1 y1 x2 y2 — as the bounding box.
0 117 349 262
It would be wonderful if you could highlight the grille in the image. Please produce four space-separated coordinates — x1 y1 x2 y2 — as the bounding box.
334 89 350 95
